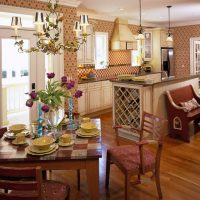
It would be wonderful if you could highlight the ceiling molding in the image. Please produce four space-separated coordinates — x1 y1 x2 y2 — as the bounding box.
39 0 81 7
171 20 200 27
77 11 160 28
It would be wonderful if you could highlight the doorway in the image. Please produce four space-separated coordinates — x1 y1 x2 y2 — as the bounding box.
0 29 38 126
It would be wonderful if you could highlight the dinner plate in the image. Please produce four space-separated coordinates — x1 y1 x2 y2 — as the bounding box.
26 144 58 156
76 128 100 137
58 140 74 147
4 130 30 139
28 143 56 153
12 140 28 145
76 128 100 135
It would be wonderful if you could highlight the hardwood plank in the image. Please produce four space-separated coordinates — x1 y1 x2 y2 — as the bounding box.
49 112 200 200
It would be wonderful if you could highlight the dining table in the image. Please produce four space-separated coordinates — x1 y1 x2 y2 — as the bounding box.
0 118 102 200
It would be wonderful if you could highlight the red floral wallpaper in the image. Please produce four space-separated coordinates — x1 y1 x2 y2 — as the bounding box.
173 24 200 77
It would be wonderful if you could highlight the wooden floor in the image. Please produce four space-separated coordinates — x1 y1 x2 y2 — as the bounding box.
50 112 200 200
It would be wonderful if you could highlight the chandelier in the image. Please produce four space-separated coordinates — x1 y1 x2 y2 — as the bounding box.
11 0 90 54
166 5 173 42
137 0 144 40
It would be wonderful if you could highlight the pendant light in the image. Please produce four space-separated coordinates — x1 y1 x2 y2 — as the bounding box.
166 5 173 42
137 0 144 40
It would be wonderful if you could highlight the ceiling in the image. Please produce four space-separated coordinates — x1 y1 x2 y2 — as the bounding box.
76 0 200 27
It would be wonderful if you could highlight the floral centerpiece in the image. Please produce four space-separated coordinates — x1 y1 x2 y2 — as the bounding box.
26 72 82 131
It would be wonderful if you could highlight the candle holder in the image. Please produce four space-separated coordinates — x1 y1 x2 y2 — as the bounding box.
37 103 43 137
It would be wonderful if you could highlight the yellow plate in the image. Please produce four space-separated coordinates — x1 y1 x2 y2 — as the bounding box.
28 143 56 153
26 144 58 156
58 140 74 147
76 128 100 137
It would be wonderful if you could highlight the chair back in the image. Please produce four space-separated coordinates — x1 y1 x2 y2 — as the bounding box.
140 112 167 173
0 127 7 138
0 166 43 200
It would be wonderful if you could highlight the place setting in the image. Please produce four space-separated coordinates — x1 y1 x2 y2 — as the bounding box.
3 124 30 146
26 136 58 156
76 119 100 138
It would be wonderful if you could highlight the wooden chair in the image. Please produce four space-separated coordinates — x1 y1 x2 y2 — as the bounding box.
0 127 7 138
0 166 70 200
105 112 166 200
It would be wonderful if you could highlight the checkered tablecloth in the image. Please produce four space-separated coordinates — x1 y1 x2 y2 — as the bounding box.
0 119 102 163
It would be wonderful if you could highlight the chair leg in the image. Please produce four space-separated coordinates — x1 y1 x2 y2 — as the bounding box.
105 151 111 189
77 169 80 191
125 174 131 200
155 170 162 199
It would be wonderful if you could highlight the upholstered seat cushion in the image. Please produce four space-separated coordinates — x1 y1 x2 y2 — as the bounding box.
11 180 70 200
108 145 155 172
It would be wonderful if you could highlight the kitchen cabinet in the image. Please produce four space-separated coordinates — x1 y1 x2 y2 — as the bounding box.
101 81 112 108
78 81 112 115
77 83 88 115
88 82 101 112
77 25 94 64
143 31 153 61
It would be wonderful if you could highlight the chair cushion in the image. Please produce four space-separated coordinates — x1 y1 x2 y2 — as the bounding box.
11 180 70 200
43 180 70 200
108 145 155 172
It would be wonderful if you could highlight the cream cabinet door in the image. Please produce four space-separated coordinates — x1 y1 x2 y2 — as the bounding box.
102 81 112 108
88 82 101 113
78 84 88 115
77 25 94 64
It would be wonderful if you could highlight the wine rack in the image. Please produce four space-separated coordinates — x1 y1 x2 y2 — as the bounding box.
114 85 141 129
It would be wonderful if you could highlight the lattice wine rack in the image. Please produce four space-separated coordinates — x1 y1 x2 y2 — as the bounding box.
114 85 141 129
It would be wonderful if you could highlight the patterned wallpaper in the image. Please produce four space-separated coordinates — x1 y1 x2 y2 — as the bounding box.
77 18 140 79
173 24 200 77
0 0 79 110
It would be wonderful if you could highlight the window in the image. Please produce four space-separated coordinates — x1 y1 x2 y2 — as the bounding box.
95 32 108 69
190 38 200 74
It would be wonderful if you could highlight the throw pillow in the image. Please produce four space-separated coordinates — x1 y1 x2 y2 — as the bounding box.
180 98 200 112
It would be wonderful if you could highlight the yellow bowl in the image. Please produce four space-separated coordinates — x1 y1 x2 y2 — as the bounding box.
9 124 26 134
32 136 55 150
81 122 96 133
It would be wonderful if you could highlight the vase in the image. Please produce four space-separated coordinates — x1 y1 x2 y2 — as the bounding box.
46 108 64 140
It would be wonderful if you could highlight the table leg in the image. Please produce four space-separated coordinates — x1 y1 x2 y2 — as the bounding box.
86 159 99 200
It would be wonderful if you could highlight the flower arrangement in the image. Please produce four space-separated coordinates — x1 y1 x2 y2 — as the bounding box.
26 72 82 112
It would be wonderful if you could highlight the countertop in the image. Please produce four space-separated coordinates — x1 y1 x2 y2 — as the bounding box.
78 71 162 84
110 74 200 86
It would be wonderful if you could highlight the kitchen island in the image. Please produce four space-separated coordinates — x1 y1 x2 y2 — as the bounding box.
111 75 200 141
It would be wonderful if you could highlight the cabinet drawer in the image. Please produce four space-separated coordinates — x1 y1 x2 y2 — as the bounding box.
78 83 88 90
88 82 101 89
102 80 111 87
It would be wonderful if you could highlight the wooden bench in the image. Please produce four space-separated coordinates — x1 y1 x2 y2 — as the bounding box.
166 85 200 142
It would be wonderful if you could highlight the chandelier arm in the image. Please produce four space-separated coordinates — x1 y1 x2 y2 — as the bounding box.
11 0 89 54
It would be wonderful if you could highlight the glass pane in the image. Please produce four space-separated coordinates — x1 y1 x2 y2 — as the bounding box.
2 39 30 125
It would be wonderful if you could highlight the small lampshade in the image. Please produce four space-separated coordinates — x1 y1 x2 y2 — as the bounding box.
73 21 82 32
137 33 145 40
34 12 44 25
11 16 22 28
80 15 89 26
166 32 173 42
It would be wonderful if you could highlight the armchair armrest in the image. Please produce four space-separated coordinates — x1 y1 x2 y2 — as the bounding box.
166 91 185 111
